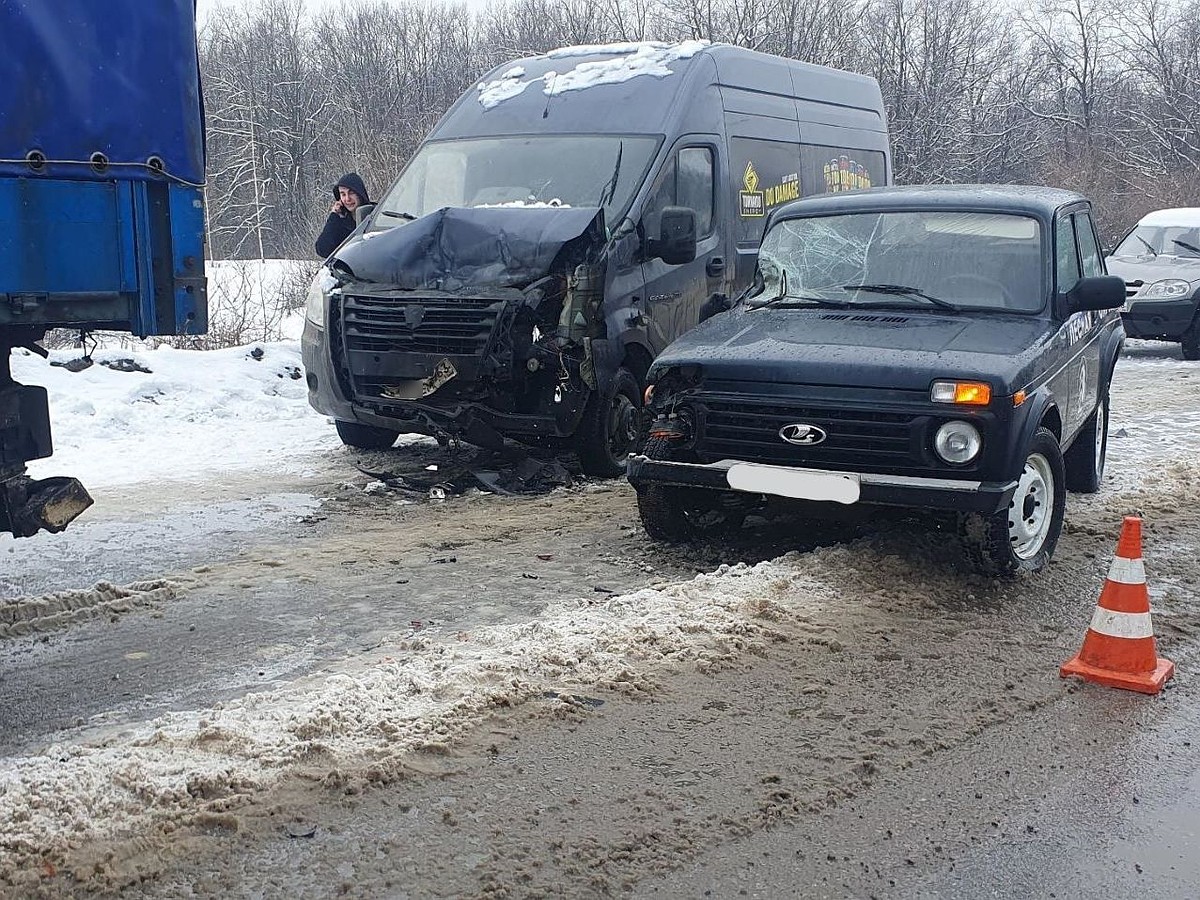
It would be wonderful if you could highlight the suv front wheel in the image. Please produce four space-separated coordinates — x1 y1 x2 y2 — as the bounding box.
959 427 1065 576
1182 315 1200 361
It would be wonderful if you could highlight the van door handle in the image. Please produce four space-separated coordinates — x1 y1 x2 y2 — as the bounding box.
706 256 726 277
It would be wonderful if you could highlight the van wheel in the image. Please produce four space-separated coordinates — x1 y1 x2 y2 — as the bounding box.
958 428 1065 577
335 420 400 450
576 367 640 477
1182 316 1200 360
1064 393 1108 493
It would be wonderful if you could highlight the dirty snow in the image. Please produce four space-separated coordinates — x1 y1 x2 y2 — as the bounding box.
477 41 708 109
0 580 177 638
2 338 1199 888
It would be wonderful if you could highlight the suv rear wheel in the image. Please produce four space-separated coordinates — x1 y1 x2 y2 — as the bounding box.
335 420 400 450
1064 393 1108 493
959 427 1065 576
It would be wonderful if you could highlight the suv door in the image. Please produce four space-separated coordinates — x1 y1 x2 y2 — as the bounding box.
1053 210 1104 438
639 142 730 353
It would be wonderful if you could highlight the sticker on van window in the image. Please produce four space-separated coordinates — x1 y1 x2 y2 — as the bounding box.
739 160 799 218
823 155 873 192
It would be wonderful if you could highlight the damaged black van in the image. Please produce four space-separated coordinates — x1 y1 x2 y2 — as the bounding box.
302 41 891 474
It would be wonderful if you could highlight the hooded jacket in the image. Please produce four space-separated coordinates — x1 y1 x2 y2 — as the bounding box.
315 172 371 258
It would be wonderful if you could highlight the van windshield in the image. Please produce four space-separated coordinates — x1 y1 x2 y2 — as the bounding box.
371 135 660 228
752 211 1046 313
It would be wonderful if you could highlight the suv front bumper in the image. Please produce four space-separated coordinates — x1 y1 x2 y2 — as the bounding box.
627 455 1019 515
1121 297 1198 340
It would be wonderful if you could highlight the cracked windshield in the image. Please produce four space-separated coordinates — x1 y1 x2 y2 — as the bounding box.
755 211 1045 312
371 134 659 227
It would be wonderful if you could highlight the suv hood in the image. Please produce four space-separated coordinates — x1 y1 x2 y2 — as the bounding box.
654 305 1052 393
332 206 605 290
1106 255 1200 286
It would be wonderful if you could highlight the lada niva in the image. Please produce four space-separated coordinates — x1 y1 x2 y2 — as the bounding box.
628 186 1126 575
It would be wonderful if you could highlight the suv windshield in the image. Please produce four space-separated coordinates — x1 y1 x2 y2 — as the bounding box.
370 135 660 229
1113 223 1200 259
753 211 1045 312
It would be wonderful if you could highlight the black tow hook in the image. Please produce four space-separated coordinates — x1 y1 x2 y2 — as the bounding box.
1 474 94 537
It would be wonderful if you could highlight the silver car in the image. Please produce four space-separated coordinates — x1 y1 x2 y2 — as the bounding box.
1105 207 1200 359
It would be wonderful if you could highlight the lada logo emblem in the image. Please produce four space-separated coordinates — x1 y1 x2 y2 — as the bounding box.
779 423 827 446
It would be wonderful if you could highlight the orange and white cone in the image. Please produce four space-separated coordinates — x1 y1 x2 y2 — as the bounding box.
1060 516 1174 695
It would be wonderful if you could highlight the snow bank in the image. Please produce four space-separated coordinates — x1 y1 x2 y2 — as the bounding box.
13 341 336 490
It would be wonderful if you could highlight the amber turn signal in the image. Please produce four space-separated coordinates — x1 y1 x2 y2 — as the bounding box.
931 380 992 406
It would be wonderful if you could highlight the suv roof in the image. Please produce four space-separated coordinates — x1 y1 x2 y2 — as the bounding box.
772 184 1088 222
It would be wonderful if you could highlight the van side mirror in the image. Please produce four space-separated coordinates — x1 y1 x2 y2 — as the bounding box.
650 206 697 265
1066 275 1126 313
354 203 376 225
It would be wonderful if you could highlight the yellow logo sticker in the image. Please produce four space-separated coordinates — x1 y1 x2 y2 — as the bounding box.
743 161 760 193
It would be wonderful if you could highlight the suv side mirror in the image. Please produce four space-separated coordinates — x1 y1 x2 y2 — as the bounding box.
1067 275 1126 313
650 206 697 265
354 203 376 225
699 292 731 322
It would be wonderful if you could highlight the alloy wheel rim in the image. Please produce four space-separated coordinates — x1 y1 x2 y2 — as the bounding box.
1009 452 1054 559
608 394 638 461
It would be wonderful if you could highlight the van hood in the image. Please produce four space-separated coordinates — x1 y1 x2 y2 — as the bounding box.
1105 255 1200 287
653 305 1052 393
332 206 605 290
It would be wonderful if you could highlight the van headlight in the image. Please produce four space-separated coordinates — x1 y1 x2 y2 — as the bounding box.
934 421 982 464
1141 278 1191 299
305 267 337 328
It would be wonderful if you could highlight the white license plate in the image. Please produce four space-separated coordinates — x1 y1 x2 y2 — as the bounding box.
726 463 861 504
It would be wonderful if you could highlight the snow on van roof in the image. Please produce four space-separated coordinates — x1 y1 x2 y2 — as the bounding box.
1138 207 1200 227
476 41 709 110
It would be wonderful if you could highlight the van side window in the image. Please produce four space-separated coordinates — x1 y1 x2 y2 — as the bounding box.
1056 216 1081 294
677 147 714 235
1074 212 1104 277
645 147 715 239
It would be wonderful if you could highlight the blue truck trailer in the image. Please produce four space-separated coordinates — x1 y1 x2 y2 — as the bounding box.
0 0 208 537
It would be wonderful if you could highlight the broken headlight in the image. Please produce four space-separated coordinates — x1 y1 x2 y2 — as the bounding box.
305 267 338 328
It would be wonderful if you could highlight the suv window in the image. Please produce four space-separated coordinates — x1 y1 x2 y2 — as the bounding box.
1075 213 1103 277
1056 216 1081 293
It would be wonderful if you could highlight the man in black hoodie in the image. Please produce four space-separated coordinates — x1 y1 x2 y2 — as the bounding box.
315 172 370 258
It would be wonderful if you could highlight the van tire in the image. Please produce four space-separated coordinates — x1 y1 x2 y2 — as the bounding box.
335 420 400 450
958 428 1065 577
1064 393 1108 493
576 367 641 477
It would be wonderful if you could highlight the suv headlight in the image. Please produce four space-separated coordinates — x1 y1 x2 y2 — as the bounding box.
934 421 982 464
305 267 338 327
1140 278 1192 299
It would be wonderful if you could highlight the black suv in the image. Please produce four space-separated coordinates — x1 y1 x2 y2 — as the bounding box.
1105 207 1200 359
628 186 1126 576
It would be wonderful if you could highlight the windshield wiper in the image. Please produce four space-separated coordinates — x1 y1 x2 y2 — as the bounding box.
1136 235 1158 256
842 283 960 312
1172 238 1200 256
597 142 623 209
379 210 416 220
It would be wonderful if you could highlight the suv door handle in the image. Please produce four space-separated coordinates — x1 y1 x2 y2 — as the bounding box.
706 256 726 277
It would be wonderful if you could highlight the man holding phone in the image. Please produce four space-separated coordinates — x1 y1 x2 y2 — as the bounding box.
315 172 371 258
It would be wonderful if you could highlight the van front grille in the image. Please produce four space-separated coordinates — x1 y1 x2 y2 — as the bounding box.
341 294 504 357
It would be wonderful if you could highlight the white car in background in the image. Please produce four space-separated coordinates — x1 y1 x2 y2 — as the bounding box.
1105 207 1200 359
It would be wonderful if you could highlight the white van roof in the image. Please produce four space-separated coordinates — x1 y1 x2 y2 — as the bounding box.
1138 207 1200 227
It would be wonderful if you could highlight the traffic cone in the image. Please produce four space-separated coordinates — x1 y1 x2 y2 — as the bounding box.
1061 516 1174 695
